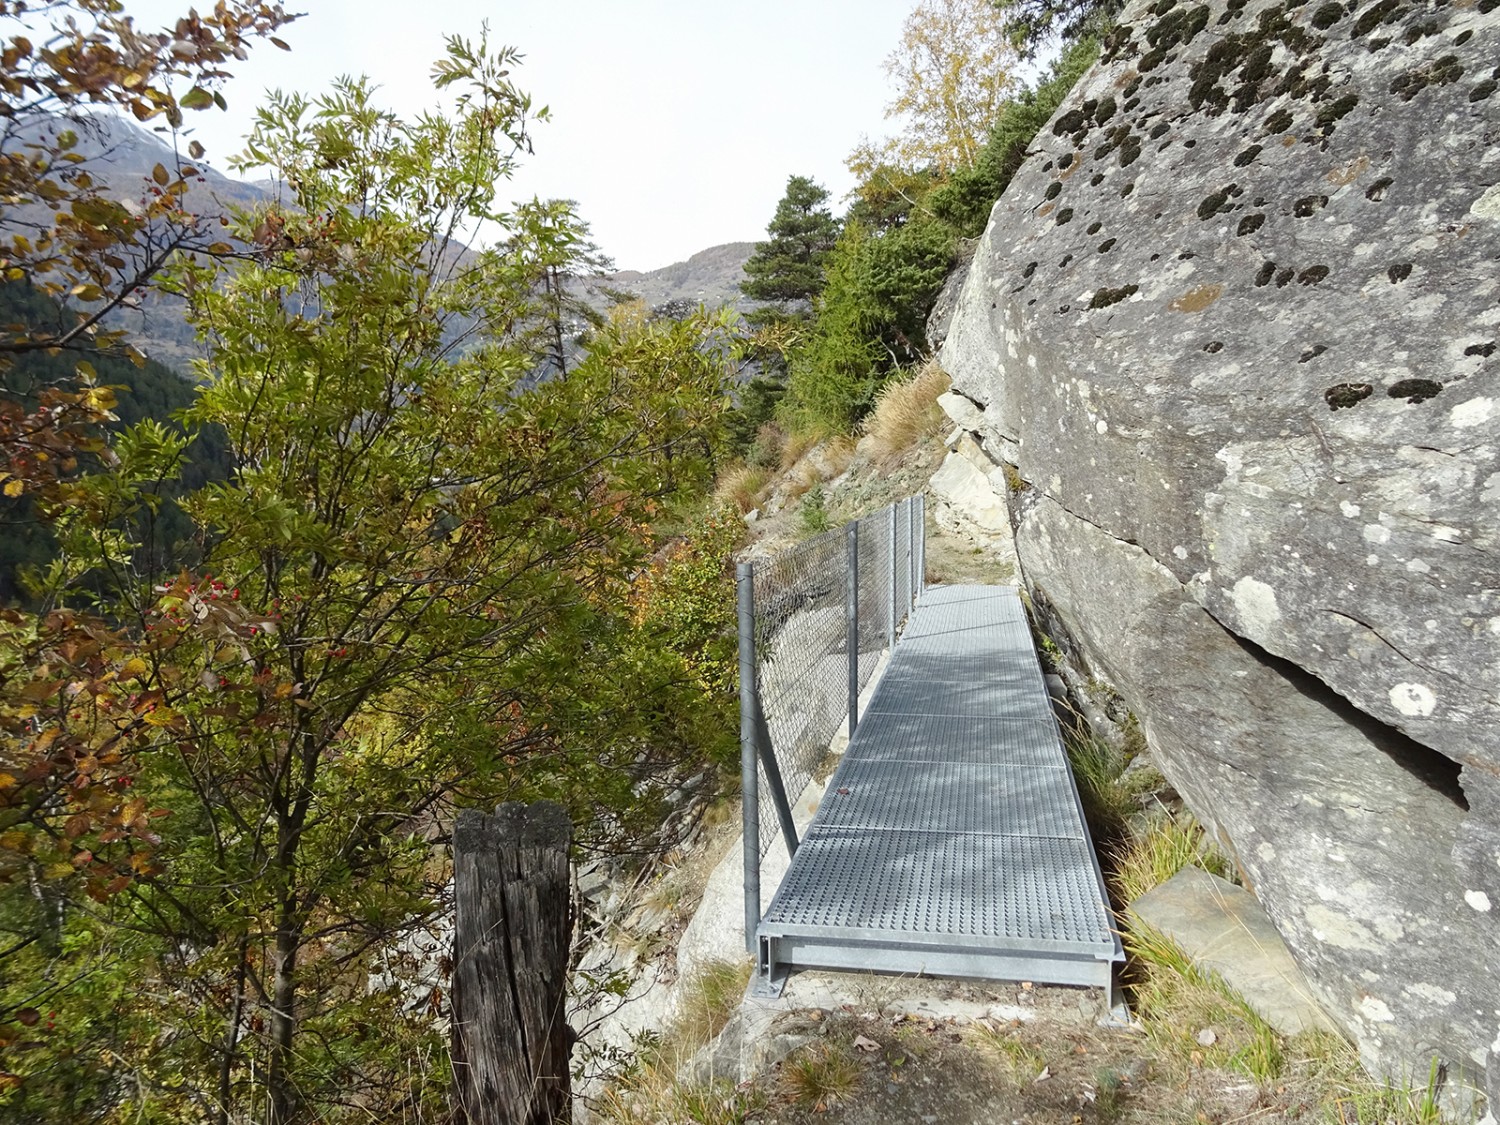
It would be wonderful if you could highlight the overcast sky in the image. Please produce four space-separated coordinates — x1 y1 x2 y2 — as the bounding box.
123 0 924 270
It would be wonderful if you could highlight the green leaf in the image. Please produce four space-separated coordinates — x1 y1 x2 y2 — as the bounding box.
180 87 215 111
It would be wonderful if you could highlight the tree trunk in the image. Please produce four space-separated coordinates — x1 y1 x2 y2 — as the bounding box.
451 801 574 1125
266 912 300 1125
216 935 250 1125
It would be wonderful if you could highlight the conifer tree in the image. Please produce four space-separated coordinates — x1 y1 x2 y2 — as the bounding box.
740 176 840 316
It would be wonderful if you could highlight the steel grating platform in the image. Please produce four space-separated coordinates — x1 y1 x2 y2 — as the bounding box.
756 584 1123 998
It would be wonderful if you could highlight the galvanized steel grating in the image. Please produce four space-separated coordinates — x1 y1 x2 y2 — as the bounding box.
762 828 1114 952
755 583 1122 991
840 713 1066 768
820 760 1085 839
862 675 1054 721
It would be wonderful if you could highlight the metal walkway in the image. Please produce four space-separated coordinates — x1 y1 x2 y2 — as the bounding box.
754 584 1122 997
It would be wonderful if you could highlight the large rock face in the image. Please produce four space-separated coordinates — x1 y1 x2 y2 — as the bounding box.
942 0 1500 1105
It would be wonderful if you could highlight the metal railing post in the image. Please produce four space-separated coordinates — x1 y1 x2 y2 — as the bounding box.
736 561 760 954
753 697 798 858
846 520 860 739
907 498 917 611
917 493 926 599
887 502 897 648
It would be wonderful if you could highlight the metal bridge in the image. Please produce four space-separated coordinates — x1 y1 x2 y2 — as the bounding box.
737 499 1121 1001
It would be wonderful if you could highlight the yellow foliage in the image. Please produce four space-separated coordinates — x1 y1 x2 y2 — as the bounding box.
854 0 1022 175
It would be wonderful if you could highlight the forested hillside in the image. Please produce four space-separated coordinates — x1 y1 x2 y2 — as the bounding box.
0 284 232 601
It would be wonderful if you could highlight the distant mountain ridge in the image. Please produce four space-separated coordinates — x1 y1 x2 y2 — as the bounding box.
5 114 755 368
602 242 756 314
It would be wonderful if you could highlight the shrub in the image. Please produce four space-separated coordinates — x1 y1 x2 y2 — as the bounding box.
633 512 744 695
798 484 830 536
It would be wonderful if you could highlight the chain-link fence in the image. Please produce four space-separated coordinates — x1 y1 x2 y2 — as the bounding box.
736 495 926 945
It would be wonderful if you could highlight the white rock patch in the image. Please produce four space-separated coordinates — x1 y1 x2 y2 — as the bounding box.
1471 182 1500 221
1232 576 1281 634
1403 983 1457 1007
1450 397 1495 429
1465 890 1492 913
1388 683 1437 718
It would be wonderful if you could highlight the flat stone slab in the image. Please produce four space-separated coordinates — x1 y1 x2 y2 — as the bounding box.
1130 867 1337 1038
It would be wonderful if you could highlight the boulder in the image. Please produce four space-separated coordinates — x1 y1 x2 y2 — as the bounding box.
937 389 987 434
1130 866 1338 1038
941 0 1500 1103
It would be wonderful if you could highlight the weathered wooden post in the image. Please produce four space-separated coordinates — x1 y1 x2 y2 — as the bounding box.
452 801 573 1125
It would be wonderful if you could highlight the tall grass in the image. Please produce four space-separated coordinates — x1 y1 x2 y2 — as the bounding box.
1125 921 1285 1084
594 958 753 1124
1065 731 1135 843
713 464 770 514
1110 813 1232 907
672 960 752 1055
861 361 951 468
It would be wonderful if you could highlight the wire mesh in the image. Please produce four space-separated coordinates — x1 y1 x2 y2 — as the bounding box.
746 497 923 860
749 524 845 858
855 514 889 698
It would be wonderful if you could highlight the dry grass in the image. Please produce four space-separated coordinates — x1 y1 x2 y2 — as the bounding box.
673 959 753 1057
713 463 771 514
780 435 856 507
596 1073 763 1125
594 958 755 1124
778 427 822 472
970 1021 1049 1086
861 361 951 468
780 1042 862 1112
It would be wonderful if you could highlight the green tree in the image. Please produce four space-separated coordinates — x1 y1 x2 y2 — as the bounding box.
3 31 736 1124
783 220 882 433
740 175 840 314
998 0 1123 58
508 197 613 378
784 38 1101 436
732 176 840 452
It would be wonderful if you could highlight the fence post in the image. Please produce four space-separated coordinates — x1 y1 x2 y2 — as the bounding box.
917 493 926 599
451 802 572 1125
887 503 897 648
907 499 917 611
736 561 761 954
846 520 860 739
753 697 799 858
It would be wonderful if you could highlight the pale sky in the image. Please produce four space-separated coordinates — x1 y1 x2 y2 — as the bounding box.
123 0 924 270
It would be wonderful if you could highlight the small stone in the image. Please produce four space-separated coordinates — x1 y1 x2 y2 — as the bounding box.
1196 1027 1218 1047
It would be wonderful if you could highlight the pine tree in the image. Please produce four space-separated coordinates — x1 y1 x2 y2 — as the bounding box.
740 176 841 313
